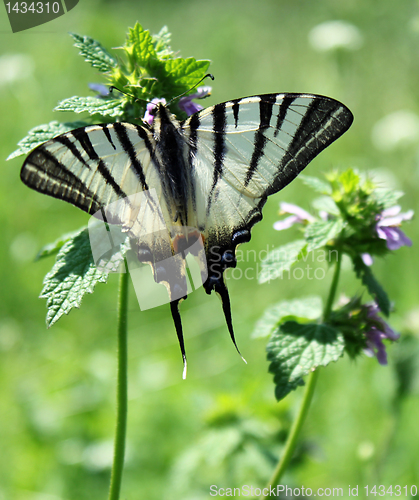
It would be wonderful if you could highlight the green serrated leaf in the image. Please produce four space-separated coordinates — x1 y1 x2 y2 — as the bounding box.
54 96 125 117
162 58 211 94
305 219 345 252
35 227 87 260
39 228 110 327
258 240 307 284
311 196 340 216
7 120 89 160
267 321 345 400
372 188 404 210
353 255 390 316
252 296 323 338
152 25 172 58
70 32 117 73
126 22 157 69
299 175 332 194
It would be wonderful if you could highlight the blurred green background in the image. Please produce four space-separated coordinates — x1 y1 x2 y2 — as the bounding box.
1 0 419 499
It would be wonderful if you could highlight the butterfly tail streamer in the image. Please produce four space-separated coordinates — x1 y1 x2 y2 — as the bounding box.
170 299 188 379
214 281 247 364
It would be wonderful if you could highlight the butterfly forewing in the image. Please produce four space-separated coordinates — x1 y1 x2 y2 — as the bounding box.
185 94 352 200
21 123 158 215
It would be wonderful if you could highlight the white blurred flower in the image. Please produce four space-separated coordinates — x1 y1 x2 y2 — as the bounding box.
82 440 132 471
404 306 419 331
82 440 114 470
371 110 419 151
409 15 419 34
87 350 115 382
357 441 375 461
9 232 38 262
0 53 34 86
308 20 363 52
0 318 21 351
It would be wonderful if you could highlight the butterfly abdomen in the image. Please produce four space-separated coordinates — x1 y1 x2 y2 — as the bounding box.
153 105 192 226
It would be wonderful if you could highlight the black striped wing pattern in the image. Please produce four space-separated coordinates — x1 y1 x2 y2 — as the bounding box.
183 94 353 293
21 93 353 370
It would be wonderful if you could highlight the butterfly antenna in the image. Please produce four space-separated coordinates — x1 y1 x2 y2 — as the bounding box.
214 281 247 364
170 299 188 379
168 73 215 106
109 86 154 105
111 73 214 108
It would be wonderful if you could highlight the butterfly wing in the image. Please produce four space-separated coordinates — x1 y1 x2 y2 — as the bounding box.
180 93 352 349
183 93 353 289
21 120 195 375
21 123 157 212
21 122 187 293
20 93 353 373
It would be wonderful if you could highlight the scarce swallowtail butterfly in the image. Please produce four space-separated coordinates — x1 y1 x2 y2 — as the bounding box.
21 92 353 375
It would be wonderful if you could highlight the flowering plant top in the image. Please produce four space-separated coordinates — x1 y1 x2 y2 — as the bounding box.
7 24 213 329
255 169 413 399
8 24 211 160
273 170 412 267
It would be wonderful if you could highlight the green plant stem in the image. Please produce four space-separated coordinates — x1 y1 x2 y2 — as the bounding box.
108 269 129 500
323 252 342 321
260 369 319 498
259 254 342 499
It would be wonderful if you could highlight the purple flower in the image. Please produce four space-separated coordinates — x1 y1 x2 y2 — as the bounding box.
178 86 212 116
88 83 110 97
361 253 374 266
363 303 399 365
376 205 413 250
273 202 315 231
143 98 167 125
